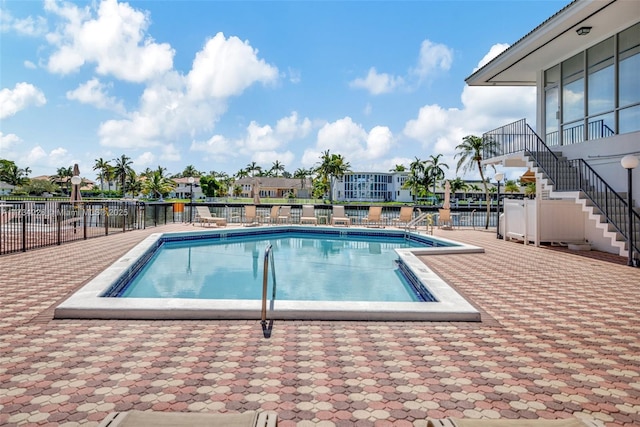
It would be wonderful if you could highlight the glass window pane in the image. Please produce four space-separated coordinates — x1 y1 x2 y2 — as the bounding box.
588 113 615 141
587 38 614 115
619 104 640 135
562 53 584 123
545 65 560 87
545 86 559 146
619 23 640 107
562 121 584 145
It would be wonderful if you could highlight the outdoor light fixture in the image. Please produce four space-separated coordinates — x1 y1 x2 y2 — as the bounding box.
576 26 592 36
70 175 81 186
188 176 195 223
495 173 504 239
621 154 639 267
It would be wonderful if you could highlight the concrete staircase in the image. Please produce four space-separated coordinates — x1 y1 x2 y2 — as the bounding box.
522 151 639 258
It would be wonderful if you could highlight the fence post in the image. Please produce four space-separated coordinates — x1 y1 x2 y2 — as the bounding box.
22 209 26 252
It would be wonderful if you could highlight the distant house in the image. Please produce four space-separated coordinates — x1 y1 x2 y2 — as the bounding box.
332 172 413 203
0 181 14 195
171 177 204 200
234 177 313 199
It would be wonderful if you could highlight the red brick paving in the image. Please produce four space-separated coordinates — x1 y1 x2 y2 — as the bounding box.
0 224 638 426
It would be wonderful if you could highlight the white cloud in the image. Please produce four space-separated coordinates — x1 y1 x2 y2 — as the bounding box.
66 78 125 114
411 39 453 80
350 67 404 95
160 144 180 162
24 60 37 69
45 0 174 82
275 112 312 141
474 43 509 71
252 150 295 168
98 113 161 148
351 39 453 95
133 151 155 168
190 134 234 158
0 132 21 152
25 146 48 165
0 9 48 36
301 117 395 169
186 32 278 99
0 82 46 119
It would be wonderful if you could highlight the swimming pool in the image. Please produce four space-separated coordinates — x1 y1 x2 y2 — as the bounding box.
109 233 434 302
55 226 484 321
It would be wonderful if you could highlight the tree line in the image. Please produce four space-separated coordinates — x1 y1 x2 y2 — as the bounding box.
1 135 532 229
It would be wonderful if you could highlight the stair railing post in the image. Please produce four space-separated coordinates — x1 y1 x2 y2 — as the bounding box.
621 155 639 267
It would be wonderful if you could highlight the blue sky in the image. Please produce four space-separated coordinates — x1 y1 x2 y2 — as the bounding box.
1 0 570 181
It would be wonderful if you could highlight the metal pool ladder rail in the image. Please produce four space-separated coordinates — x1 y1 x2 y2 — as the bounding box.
405 210 432 235
261 243 277 333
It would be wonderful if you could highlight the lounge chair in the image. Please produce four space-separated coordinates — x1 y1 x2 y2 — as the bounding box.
426 417 603 427
194 206 227 227
277 205 291 224
331 205 351 226
262 206 280 225
99 410 278 427
300 205 318 225
362 206 384 228
438 208 452 229
391 206 414 227
242 205 259 226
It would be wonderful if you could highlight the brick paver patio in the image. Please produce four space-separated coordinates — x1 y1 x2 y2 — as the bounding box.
0 224 638 426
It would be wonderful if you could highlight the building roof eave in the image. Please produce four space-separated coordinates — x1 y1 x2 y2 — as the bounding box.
466 0 634 87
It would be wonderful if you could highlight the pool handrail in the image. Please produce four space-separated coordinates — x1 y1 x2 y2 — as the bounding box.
261 244 277 326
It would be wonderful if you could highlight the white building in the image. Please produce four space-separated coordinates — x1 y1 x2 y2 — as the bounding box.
172 177 204 200
466 0 639 260
332 172 413 203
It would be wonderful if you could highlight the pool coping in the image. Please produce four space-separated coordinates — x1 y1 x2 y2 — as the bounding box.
54 226 484 322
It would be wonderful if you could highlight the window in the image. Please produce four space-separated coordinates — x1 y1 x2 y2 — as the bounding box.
619 23 640 133
545 65 560 145
561 52 585 144
544 23 640 144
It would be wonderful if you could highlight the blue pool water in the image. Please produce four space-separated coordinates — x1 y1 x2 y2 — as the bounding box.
111 231 439 302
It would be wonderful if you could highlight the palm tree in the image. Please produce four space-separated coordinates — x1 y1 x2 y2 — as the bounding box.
245 162 262 177
182 165 201 178
316 150 351 203
142 167 175 200
425 154 449 198
270 160 285 177
113 154 133 196
389 164 406 172
403 157 429 202
93 158 111 191
455 135 499 229
0 160 30 186
51 166 73 194
235 169 249 180
449 177 468 199
125 168 142 196
294 168 313 189
504 179 520 194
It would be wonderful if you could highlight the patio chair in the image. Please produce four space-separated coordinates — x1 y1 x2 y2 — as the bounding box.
300 205 318 225
391 206 414 228
426 417 603 427
331 205 351 226
262 206 280 224
99 409 278 427
458 209 476 229
194 206 227 227
438 208 452 229
242 205 259 227
362 206 384 228
277 205 291 224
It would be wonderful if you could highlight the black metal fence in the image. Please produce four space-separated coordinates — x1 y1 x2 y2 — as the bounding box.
0 199 494 256
0 200 144 255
